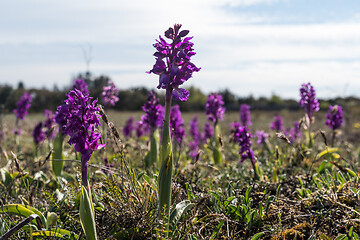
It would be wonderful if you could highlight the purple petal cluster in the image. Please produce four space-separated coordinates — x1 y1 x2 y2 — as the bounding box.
14 92 32 120
230 122 241 143
289 121 302 142
170 105 185 145
299 82 320 119
55 89 105 162
101 80 120 107
189 116 201 143
203 122 214 141
141 91 164 133
73 79 89 96
32 122 45 145
271 115 284 132
240 104 252 127
325 105 344 130
43 109 56 140
256 130 269 145
148 24 200 101
135 121 149 138
189 116 201 158
231 123 255 164
205 93 225 124
123 117 135 137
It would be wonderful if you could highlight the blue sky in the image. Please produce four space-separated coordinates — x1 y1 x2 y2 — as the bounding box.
0 0 359 99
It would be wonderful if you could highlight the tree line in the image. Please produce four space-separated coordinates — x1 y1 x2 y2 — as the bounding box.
1 72 358 113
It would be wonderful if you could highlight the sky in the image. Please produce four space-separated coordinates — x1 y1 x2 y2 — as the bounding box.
0 0 360 99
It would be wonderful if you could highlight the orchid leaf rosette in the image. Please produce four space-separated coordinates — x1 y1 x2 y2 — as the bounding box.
148 24 200 229
55 89 104 240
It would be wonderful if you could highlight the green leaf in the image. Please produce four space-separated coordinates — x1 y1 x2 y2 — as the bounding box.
80 186 97 240
317 160 329 174
265 195 275 215
32 228 79 239
317 148 339 159
158 150 173 217
52 132 64 177
0 168 12 186
224 196 236 208
276 184 281 198
245 186 252 205
335 234 348 240
349 226 354 237
346 168 357 178
353 231 359 240
170 200 194 230
210 219 224 240
186 182 195 200
251 232 265 240
0 204 46 228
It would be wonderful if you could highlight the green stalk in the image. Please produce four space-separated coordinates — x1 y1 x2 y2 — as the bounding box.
52 132 64 177
79 154 97 240
158 88 173 233
212 124 223 164
145 130 158 169
79 185 97 240
308 126 313 148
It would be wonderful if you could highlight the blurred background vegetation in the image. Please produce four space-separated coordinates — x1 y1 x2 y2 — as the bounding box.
1 71 360 113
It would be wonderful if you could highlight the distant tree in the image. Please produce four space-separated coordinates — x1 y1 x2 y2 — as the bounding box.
17 81 25 90
219 88 237 110
177 86 207 111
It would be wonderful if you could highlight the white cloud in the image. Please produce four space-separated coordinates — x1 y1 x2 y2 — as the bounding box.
0 0 360 99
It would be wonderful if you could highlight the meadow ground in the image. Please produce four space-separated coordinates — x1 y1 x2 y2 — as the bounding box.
1 108 360 239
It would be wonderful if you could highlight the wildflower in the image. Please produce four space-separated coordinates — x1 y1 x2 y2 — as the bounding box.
299 82 319 120
55 89 105 187
232 124 255 164
14 92 32 121
170 105 185 146
230 122 242 143
101 80 120 107
289 121 302 142
205 93 225 125
256 130 269 145
325 105 344 130
43 109 56 140
123 117 135 137
148 24 200 101
135 121 149 138
141 91 164 134
189 116 201 158
32 122 45 145
189 116 201 142
240 104 252 127
203 122 214 141
271 115 283 132
149 25 200 229
73 78 89 96
12 128 22 135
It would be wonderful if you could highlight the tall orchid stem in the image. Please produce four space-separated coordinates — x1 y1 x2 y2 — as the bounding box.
158 88 174 231
81 155 89 191
308 124 313 148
